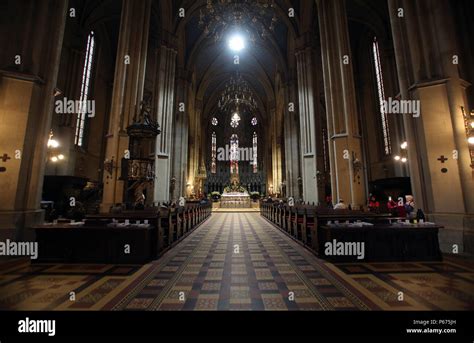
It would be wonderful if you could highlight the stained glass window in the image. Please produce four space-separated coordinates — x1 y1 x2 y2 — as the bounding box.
75 31 95 147
373 37 391 155
211 132 217 174
252 132 258 173
230 134 239 174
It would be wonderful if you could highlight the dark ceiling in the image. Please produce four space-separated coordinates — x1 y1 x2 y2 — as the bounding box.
67 0 393 127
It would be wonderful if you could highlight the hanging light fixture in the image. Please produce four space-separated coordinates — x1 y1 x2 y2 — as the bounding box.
47 130 65 163
394 141 408 164
218 72 257 113
47 130 60 149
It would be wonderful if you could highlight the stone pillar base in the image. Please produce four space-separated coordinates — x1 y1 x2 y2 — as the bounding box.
0 210 44 241
99 203 114 214
428 213 474 255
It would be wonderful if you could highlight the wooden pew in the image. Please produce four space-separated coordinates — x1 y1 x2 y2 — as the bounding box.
35 219 157 264
158 207 174 248
34 202 213 264
87 210 162 257
293 206 306 239
307 209 392 252
261 202 442 262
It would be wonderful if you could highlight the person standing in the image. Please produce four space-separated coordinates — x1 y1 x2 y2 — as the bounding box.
405 195 416 219
368 195 380 213
387 196 398 216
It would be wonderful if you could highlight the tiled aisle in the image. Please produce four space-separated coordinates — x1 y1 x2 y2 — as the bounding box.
0 213 473 311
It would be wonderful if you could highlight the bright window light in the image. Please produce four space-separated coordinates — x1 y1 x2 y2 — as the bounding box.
228 35 245 52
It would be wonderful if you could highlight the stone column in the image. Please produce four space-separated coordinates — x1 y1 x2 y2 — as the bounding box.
0 0 68 240
187 100 199 197
295 45 319 204
270 108 283 196
317 0 366 207
170 70 189 201
388 0 474 253
101 0 151 212
153 45 177 203
284 80 301 198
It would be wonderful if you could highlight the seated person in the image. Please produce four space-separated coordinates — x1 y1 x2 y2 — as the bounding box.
134 191 146 210
368 196 380 213
396 203 407 218
134 202 145 210
333 199 348 210
325 195 333 208
110 203 124 214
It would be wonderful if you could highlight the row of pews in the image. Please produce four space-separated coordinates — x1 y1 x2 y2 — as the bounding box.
261 202 443 262
34 202 212 264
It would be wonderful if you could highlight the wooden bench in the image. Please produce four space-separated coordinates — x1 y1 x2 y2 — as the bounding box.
318 223 443 262
34 221 157 264
262 202 443 262
34 202 213 264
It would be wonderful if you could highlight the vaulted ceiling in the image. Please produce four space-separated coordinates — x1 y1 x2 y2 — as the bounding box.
172 0 310 126
69 0 394 128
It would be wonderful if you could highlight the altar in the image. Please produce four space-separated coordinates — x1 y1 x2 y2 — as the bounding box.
219 175 252 208
220 192 251 208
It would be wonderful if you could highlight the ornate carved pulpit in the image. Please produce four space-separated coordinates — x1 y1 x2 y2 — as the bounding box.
122 100 161 208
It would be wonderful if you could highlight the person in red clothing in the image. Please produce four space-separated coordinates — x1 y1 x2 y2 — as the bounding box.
387 196 398 216
368 195 380 213
396 196 407 217
325 195 333 208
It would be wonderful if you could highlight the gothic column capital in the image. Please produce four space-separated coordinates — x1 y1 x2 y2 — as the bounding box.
159 30 179 53
295 33 316 55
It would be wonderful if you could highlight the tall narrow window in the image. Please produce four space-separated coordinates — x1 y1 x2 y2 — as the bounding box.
75 31 96 147
252 132 258 173
373 37 391 155
211 132 217 174
230 134 239 175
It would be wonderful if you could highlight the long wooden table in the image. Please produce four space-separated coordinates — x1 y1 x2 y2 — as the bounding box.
33 203 212 264
34 222 156 264
261 202 443 262
318 223 443 262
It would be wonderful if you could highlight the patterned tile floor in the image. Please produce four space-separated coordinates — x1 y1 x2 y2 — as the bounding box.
0 213 473 311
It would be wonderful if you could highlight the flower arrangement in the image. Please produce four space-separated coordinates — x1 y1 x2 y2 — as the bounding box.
250 192 260 201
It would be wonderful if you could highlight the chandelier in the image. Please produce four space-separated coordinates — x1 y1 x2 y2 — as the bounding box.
218 73 257 113
47 130 65 163
198 0 278 43
230 112 241 128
